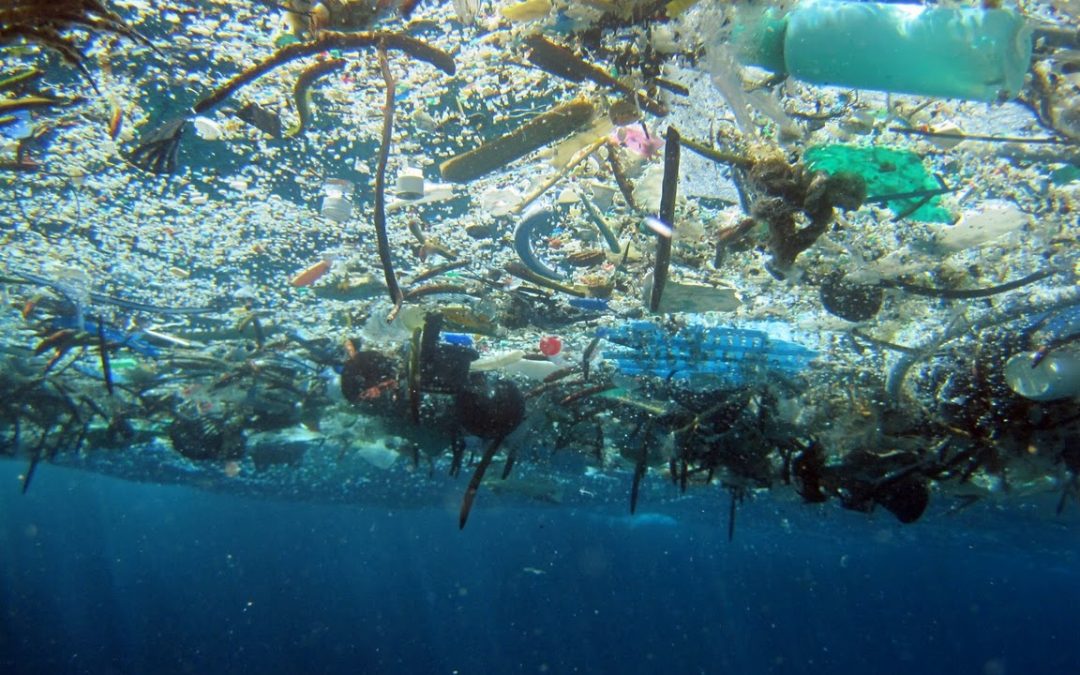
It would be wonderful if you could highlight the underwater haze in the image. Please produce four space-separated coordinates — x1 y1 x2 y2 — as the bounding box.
3 0 1080 672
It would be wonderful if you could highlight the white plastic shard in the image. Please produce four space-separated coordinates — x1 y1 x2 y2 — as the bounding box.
644 216 673 239
192 115 224 140
641 271 742 314
452 0 481 24
470 350 526 372
933 200 1029 252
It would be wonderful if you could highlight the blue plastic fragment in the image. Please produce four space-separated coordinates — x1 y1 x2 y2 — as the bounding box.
514 207 566 281
442 332 474 347
597 321 816 385
568 297 609 312
0 110 33 140
548 11 580 34
50 315 161 357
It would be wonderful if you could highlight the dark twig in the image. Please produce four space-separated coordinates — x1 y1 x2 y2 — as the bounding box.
649 125 680 312
375 43 404 315
883 269 1053 300
193 31 455 114
677 134 754 170
727 488 739 542
559 383 615 406
582 336 601 381
631 440 648 514
459 435 505 529
888 126 1073 145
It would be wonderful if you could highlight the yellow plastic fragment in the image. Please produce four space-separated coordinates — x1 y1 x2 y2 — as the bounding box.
665 0 701 17
440 99 595 183
549 117 613 168
500 0 552 21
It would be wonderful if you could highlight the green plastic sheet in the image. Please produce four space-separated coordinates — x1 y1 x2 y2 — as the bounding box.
804 144 952 223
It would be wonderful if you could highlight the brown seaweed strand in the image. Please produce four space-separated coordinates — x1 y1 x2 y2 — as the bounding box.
630 441 647 514
402 283 473 301
285 57 347 137
523 35 667 117
649 125 680 313
193 31 455 114
375 43 404 316
408 260 470 286
678 134 754 169
460 435 506 529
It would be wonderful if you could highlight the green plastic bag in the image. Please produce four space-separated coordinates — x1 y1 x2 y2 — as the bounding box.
804 144 952 223
1050 164 1080 186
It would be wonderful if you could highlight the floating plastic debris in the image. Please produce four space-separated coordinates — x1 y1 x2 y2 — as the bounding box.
803 144 951 223
442 332 474 347
192 115 223 140
440 98 595 183
320 178 354 223
598 321 817 386
394 166 425 199
1004 349 1080 401
1 0 1077 535
538 335 562 356
736 1 1032 101
568 297 609 313
640 272 741 314
500 0 552 22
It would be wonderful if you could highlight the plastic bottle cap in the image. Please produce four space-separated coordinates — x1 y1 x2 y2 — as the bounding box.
539 335 562 356
395 167 425 199
321 196 352 223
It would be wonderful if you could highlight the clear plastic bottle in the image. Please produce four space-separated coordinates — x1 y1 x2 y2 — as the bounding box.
736 0 1033 102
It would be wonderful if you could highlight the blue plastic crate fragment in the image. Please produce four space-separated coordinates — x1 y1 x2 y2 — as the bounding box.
597 321 817 385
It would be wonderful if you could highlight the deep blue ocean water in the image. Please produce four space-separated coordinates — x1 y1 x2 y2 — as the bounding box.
2 460 1078 675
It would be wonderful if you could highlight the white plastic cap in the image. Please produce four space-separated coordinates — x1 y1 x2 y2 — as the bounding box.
395 167 425 199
